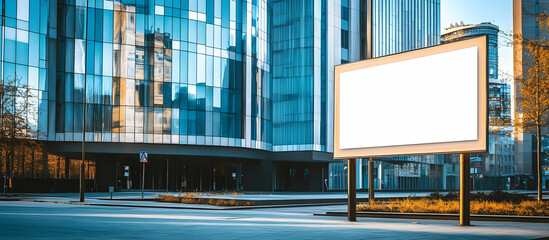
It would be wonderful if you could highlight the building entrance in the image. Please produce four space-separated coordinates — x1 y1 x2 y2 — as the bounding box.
274 162 326 191
115 156 243 192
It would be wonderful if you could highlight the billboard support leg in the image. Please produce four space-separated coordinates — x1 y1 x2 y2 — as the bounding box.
348 158 356 222
368 157 375 204
460 153 471 226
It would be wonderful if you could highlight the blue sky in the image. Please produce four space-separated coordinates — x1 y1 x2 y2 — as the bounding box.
441 0 513 78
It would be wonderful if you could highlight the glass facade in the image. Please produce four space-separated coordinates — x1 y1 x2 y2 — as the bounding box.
272 0 327 151
0 0 272 149
371 0 440 58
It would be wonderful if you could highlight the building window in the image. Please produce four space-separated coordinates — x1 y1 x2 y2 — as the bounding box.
341 6 349 21
341 30 349 49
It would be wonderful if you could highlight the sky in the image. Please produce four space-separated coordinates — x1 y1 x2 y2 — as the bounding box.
441 0 513 79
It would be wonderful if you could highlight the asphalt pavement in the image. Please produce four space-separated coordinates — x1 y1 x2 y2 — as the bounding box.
1 198 548 239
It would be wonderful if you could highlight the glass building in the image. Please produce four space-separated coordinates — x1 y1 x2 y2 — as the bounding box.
1 0 277 192
1 0 442 193
440 22 499 79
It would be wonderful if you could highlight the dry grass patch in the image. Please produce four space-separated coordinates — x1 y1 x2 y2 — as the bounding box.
358 198 549 216
156 192 253 206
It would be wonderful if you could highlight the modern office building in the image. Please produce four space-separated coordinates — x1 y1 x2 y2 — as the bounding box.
513 0 549 190
441 22 515 190
1 0 281 192
1 0 441 193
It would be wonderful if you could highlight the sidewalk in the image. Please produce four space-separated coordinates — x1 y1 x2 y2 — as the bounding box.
0 191 436 210
1 190 546 210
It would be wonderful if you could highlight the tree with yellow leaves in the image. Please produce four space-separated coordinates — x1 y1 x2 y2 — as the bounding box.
514 19 549 201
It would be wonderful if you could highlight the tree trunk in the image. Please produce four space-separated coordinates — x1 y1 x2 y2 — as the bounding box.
10 142 14 192
3 150 6 195
537 127 543 201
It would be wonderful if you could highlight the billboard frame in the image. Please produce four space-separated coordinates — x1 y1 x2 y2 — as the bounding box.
334 36 488 159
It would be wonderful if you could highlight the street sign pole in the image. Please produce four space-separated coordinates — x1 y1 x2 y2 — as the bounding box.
139 152 148 199
142 162 145 199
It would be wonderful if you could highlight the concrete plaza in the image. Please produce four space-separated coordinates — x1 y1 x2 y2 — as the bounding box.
1 193 548 239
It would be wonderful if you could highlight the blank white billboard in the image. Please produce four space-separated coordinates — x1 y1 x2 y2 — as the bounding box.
334 37 487 159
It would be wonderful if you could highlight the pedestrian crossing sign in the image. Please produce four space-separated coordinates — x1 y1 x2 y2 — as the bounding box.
139 152 148 163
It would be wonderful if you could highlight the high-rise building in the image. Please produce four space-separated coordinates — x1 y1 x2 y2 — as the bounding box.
441 22 499 79
441 22 514 190
513 0 549 190
0 0 440 193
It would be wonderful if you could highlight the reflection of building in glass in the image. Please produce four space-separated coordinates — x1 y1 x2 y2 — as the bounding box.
441 22 514 190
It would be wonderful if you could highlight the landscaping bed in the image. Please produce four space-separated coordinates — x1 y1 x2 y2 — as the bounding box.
357 191 549 216
155 192 254 206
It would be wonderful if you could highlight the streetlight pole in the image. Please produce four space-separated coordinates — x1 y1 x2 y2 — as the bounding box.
80 77 86 202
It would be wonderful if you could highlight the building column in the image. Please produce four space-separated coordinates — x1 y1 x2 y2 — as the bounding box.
368 157 375 204
358 158 363 189
442 163 447 190
378 161 382 190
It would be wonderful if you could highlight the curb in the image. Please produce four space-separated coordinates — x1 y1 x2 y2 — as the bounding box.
103 196 403 206
314 211 549 223
24 199 347 210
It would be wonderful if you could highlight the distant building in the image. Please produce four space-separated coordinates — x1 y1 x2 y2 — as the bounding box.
441 22 514 190
441 22 499 79
513 0 549 190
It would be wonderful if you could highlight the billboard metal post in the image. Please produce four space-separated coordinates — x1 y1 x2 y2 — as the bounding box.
460 153 471 226
347 158 356 221
368 157 375 204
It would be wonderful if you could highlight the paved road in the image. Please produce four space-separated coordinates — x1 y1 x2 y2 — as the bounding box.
1 201 548 239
